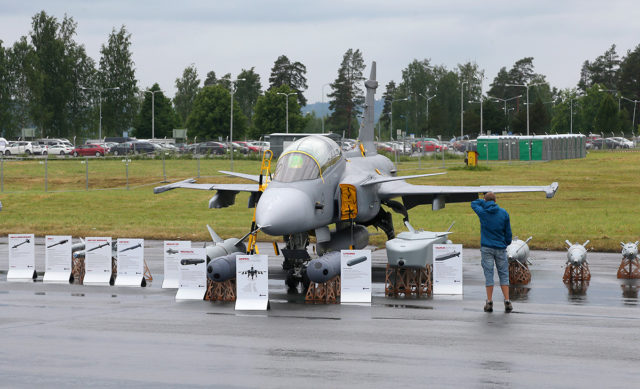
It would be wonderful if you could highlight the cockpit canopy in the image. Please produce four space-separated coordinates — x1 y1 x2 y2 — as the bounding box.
274 136 342 182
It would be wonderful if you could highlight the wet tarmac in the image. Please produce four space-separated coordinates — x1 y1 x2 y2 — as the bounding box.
0 238 638 387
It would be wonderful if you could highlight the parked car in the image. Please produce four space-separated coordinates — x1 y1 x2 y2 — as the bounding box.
376 142 394 153
188 141 227 155
71 144 106 157
248 141 269 152
231 142 250 154
415 140 447 152
4 141 44 156
234 141 258 153
610 137 634 148
46 141 74 155
110 141 156 155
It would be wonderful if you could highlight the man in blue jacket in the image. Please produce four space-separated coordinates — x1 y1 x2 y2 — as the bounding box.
471 192 513 313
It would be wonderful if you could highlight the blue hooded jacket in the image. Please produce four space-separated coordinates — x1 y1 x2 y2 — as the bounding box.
471 199 512 249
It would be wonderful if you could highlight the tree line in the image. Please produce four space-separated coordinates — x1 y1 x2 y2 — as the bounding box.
1 11 640 142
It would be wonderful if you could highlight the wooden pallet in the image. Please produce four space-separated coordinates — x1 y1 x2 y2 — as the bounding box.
617 257 640 279
562 263 591 282
384 264 432 298
71 257 117 284
205 278 237 302
509 262 531 285
305 276 340 304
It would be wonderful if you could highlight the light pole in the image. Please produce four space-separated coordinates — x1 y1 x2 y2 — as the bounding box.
229 78 245 171
467 100 484 135
460 81 468 140
144 89 165 139
621 96 639 135
599 88 621 112
390 97 408 141
506 82 544 136
487 95 522 133
276 92 297 133
418 93 436 135
80 86 120 140
321 83 330 134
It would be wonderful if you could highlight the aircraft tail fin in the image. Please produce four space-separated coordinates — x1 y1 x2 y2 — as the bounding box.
359 61 378 156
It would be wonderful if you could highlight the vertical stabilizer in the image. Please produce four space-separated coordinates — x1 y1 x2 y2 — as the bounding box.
359 61 378 155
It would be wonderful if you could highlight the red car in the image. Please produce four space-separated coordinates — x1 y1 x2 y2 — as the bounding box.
416 140 447 152
235 141 261 153
72 144 106 157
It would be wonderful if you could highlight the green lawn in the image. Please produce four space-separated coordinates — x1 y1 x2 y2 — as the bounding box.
0 151 638 252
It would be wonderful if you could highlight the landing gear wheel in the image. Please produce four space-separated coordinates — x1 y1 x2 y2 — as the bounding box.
285 269 299 291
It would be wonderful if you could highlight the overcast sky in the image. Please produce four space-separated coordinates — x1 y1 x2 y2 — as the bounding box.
1 1 639 104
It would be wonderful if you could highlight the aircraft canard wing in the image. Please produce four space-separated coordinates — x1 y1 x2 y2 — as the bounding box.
219 170 260 182
153 179 259 194
378 181 558 210
361 172 446 186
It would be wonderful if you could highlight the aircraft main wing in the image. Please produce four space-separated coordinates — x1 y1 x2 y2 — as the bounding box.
153 179 261 209
378 181 558 210
219 170 260 182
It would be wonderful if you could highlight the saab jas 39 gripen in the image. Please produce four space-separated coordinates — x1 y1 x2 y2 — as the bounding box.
155 62 558 289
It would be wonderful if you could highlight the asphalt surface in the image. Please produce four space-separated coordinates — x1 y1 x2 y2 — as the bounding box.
0 238 638 388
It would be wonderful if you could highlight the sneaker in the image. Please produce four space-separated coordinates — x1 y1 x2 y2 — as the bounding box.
484 300 493 312
504 300 513 313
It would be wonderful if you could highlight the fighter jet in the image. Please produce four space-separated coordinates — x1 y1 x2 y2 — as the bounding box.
155 61 558 289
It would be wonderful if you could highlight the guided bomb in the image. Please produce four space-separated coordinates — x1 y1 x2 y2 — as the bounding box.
507 236 532 266
621 241 639 260
565 240 589 266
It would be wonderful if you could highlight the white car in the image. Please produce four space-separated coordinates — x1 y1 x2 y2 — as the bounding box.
249 141 270 152
47 142 74 155
610 137 634 148
4 141 44 156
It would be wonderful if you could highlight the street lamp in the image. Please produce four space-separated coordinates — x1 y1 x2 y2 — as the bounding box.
505 82 544 136
276 92 297 133
467 100 484 136
487 95 522 133
80 86 120 140
599 88 621 111
390 97 408 141
144 88 165 139
229 78 246 171
321 83 330 134
460 81 468 139
621 96 640 135
418 93 436 135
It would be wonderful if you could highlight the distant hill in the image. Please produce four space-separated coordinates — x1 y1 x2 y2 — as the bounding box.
302 99 384 123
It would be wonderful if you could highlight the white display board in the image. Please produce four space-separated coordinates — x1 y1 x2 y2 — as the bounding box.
7 234 36 281
340 250 372 303
235 254 269 310
163 241 190 288
176 248 207 300
115 238 145 287
433 244 463 295
84 237 113 285
44 235 72 283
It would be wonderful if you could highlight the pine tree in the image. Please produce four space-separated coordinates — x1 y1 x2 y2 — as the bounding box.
379 81 396 133
268 55 308 106
327 49 365 138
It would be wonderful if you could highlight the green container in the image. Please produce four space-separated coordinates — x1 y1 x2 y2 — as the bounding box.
519 139 531 160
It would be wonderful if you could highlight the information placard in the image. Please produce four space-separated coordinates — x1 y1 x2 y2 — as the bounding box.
84 237 113 285
176 248 207 300
433 244 463 295
115 238 145 287
235 254 269 310
8 233 36 281
44 235 72 283
163 241 190 288
340 250 372 303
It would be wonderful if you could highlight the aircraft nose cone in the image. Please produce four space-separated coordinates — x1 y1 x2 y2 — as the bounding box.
256 188 315 236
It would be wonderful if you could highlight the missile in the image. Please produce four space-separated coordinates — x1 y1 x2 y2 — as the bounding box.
620 241 639 260
207 253 238 282
166 248 179 255
181 258 205 266
87 242 110 252
346 255 367 267
565 240 589 266
204 224 247 261
435 250 461 261
119 243 142 253
47 239 68 249
306 251 341 283
11 239 30 249
507 236 533 267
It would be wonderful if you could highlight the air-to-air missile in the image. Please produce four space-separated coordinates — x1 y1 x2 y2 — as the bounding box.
205 225 247 283
565 240 590 266
621 241 639 260
181 258 205 266
435 250 461 262
11 239 30 249
119 243 142 253
507 236 533 268
346 255 367 267
47 239 69 249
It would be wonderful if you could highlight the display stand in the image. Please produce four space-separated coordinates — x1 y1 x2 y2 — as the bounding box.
114 239 145 287
205 278 236 302
176 248 207 300
617 257 640 279
562 263 591 282
162 241 190 288
384 264 432 297
305 276 340 304
83 237 113 285
235 254 269 310
44 235 73 283
7 234 37 281
509 262 531 285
